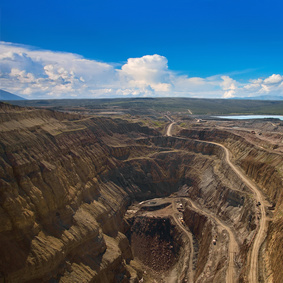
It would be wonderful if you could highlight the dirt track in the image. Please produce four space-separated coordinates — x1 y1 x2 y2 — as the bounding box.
171 200 194 282
192 139 268 282
165 121 268 282
166 122 238 282
188 199 239 283
166 121 175 136
207 141 267 283
166 124 266 282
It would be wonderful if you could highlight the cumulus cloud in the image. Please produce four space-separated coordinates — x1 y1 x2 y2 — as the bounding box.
1 41 283 99
221 76 237 98
121 55 169 83
263 74 283 84
118 54 173 95
0 42 117 98
239 74 283 98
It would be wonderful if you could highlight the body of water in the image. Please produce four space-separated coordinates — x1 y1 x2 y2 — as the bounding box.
214 115 283 121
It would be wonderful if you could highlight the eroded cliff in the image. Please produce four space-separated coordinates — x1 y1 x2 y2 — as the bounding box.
1 102 282 282
179 127 283 282
0 103 161 282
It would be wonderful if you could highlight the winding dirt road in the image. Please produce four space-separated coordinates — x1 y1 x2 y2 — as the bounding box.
166 124 266 282
171 200 194 282
207 141 267 283
188 199 239 283
166 124 238 282
166 122 175 137
165 115 175 137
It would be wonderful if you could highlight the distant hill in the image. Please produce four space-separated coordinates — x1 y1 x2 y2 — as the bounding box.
231 95 283 101
0 89 26 100
9 97 283 115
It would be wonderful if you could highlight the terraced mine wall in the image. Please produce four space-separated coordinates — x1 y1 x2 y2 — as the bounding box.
139 137 257 237
0 102 280 282
179 128 283 205
0 104 162 282
179 128 283 283
183 204 229 283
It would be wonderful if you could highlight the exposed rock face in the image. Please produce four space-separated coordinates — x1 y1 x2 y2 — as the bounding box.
179 128 283 205
1 104 228 282
183 206 220 282
179 127 283 282
1 102 282 282
128 217 177 272
0 103 160 282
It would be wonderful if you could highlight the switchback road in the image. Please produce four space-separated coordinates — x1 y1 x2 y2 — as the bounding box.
165 124 266 282
207 141 267 283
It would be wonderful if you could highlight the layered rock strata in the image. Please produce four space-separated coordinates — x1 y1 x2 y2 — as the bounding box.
1 102 281 282
179 127 283 282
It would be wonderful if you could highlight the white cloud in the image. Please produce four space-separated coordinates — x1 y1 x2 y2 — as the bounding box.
221 76 237 90
0 41 117 98
221 76 237 98
239 74 283 97
223 89 236 98
119 54 172 93
243 83 261 91
263 74 283 84
1 41 283 99
121 54 169 82
250 78 263 84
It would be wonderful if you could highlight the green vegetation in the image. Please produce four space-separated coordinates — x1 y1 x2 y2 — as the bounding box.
8 97 283 116
152 121 164 127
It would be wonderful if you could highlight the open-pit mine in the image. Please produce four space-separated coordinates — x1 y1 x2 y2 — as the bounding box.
1 99 283 283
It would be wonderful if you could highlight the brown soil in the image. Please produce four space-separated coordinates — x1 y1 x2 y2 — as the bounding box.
1 102 282 282
129 217 177 272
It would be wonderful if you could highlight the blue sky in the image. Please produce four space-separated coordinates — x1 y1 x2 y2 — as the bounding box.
1 0 283 99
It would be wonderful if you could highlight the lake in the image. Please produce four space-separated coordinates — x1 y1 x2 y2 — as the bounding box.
214 115 283 121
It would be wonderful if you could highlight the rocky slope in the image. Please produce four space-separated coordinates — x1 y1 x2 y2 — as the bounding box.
1 102 282 282
179 127 283 282
0 102 161 282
